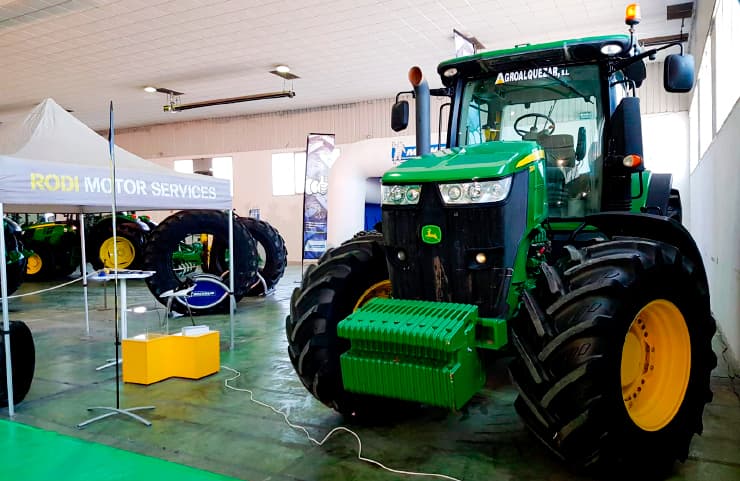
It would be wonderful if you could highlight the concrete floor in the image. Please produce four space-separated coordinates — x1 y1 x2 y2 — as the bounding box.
4 265 740 481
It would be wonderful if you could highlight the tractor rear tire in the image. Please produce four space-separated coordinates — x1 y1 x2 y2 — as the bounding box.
509 238 716 475
286 233 399 419
143 210 258 315
0 320 36 407
88 217 146 270
241 217 287 296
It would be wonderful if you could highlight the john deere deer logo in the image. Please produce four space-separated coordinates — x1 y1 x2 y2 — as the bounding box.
421 225 442 244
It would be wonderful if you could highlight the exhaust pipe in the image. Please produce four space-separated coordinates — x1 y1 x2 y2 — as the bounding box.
409 66 430 156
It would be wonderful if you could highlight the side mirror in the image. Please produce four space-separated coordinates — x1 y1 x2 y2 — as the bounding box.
664 54 695 93
391 100 409 132
575 126 587 161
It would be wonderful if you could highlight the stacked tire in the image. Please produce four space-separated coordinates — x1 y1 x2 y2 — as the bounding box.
143 210 259 315
239 217 287 296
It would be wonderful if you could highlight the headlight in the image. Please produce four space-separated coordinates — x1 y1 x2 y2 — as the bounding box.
381 184 422 205
438 177 512 204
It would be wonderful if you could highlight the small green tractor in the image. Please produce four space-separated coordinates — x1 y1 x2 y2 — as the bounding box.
22 218 81 280
286 8 715 476
19 212 154 279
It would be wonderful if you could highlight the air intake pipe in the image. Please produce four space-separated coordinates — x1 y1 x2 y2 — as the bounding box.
409 66 431 156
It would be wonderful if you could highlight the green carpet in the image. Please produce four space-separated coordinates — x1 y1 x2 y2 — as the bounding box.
0 419 241 481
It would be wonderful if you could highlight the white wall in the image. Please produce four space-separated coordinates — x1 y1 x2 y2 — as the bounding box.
114 97 449 157
642 112 691 226
686 0 740 366
140 152 305 263
688 101 740 364
143 136 425 263
326 135 416 247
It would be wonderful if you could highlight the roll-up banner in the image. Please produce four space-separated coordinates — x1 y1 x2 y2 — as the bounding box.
302 133 338 261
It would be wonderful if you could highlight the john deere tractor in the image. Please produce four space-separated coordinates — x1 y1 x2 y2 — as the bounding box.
22 218 81 280
286 7 716 476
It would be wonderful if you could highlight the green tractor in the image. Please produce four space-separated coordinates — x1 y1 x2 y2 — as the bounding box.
22 218 80 280
19 212 154 279
286 10 715 476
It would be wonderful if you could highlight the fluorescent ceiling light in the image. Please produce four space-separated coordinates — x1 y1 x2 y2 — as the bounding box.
143 86 157 93
275 65 290 73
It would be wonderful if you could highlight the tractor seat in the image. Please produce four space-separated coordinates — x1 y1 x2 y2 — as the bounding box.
538 134 576 168
546 166 567 217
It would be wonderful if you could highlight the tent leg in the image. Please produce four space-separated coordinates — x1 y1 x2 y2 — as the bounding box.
79 213 90 336
228 210 235 352
0 202 15 417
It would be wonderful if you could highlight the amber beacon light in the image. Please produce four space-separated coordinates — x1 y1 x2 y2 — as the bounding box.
625 3 641 25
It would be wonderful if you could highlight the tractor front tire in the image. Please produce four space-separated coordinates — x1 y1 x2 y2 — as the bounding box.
241 217 287 296
25 242 56 280
0 320 35 407
509 238 716 475
286 234 396 419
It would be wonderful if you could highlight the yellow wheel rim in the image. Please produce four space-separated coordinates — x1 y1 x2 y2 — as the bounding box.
353 280 392 311
27 253 42 275
100 237 136 269
621 299 691 431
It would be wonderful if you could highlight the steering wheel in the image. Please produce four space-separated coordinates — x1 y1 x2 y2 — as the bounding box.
514 113 556 138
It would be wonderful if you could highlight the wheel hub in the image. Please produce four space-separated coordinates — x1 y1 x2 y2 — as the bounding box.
27 253 42 275
100 237 136 269
353 280 392 311
620 299 691 431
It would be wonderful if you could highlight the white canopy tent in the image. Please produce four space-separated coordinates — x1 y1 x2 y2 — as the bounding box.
0 98 236 416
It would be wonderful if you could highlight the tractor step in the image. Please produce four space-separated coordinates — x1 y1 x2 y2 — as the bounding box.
337 298 484 410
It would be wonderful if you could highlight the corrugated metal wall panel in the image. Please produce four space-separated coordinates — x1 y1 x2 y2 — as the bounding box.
639 62 690 114
115 63 687 158
115 97 448 158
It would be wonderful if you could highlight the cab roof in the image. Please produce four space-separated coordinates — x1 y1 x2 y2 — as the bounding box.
437 34 632 84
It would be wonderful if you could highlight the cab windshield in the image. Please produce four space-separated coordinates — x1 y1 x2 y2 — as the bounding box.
458 64 604 217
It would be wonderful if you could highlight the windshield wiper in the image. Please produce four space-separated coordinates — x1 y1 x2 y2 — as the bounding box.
539 68 592 104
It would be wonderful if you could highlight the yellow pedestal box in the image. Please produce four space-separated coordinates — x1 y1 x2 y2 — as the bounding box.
122 330 220 385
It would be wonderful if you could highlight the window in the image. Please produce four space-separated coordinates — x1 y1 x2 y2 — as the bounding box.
697 36 713 157
212 156 233 195
272 152 305 196
689 93 699 173
173 159 193 173
294 152 306 195
211 157 233 181
459 65 605 217
714 0 740 130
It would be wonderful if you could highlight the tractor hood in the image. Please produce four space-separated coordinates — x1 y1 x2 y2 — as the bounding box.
382 141 543 184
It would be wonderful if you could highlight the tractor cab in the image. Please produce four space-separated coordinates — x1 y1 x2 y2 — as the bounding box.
457 63 603 217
